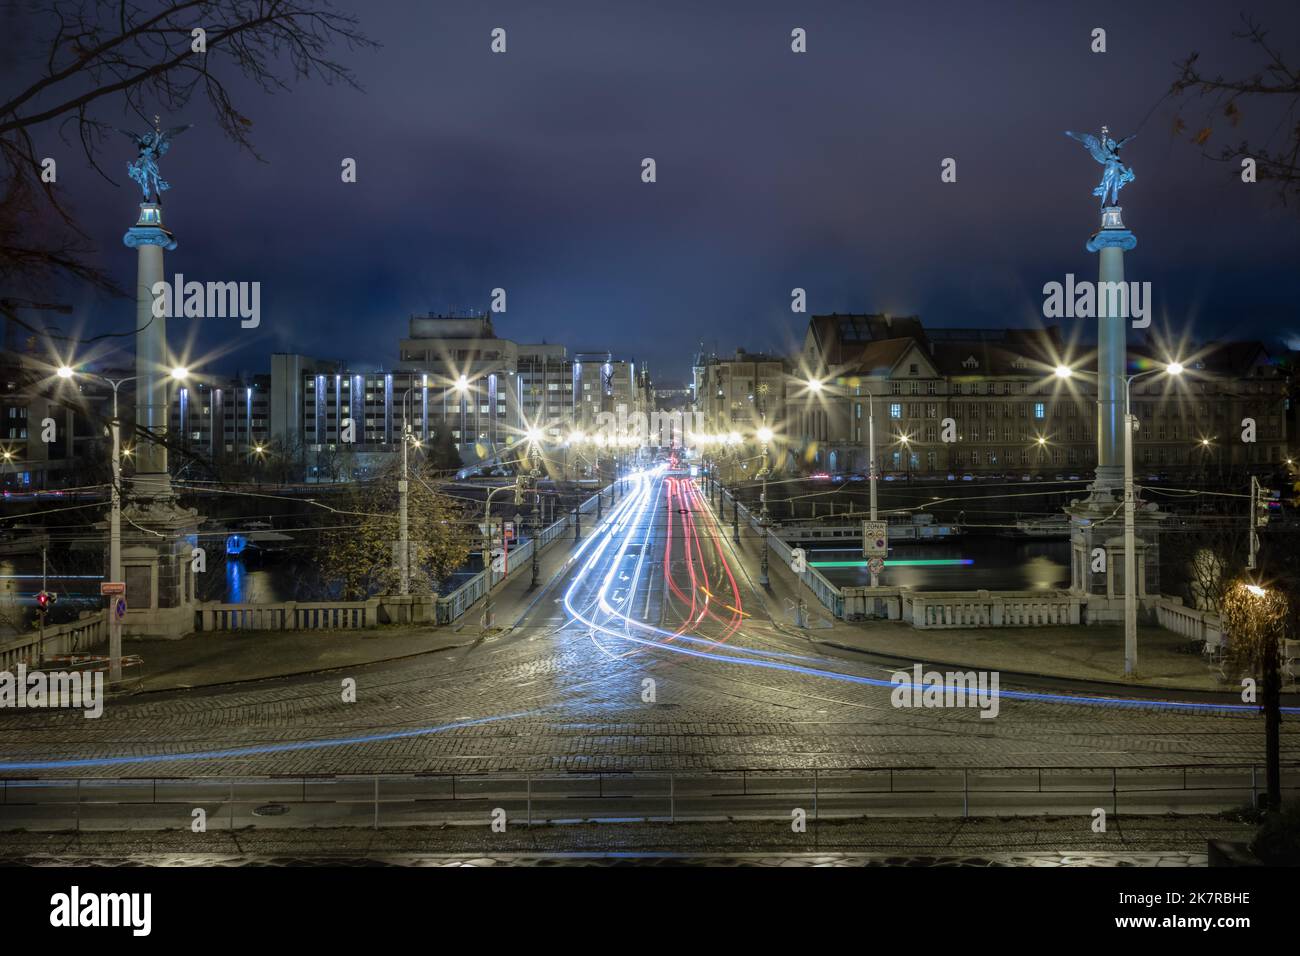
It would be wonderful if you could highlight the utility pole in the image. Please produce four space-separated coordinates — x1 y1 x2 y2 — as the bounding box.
1123 390 1137 676
530 458 541 589
56 368 128 681
398 420 410 595
108 386 123 682
481 483 517 631
758 384 771 587
1248 475 1262 570
38 546 46 663
868 391 879 588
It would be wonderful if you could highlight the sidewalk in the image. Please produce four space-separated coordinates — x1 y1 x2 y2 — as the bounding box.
128 628 473 693
0 813 1252 862
125 515 594 694
706 487 1254 696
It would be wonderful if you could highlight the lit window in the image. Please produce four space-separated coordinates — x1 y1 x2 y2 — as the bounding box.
1034 403 1045 420
889 403 902 419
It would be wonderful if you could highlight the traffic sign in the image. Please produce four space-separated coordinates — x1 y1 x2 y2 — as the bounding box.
114 597 127 621
100 581 126 596
867 556 885 575
862 520 888 557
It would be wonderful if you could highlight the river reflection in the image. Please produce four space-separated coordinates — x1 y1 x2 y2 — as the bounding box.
810 536 1071 591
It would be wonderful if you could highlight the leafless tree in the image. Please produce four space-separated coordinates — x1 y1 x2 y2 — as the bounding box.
0 0 375 338
1170 14 1300 208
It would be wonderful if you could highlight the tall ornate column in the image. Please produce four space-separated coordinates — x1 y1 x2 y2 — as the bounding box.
110 121 201 638
1062 127 1164 621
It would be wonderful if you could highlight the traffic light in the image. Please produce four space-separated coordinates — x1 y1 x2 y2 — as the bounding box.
36 590 57 610
1256 485 1278 527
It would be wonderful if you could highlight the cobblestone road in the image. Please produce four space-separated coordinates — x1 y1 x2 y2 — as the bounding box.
0 472 1293 780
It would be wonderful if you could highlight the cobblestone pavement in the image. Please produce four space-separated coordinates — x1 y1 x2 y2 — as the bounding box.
0 852 1209 867
0 814 1249 864
0 472 1293 781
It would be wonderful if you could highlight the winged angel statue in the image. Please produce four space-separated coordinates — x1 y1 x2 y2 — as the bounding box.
1065 127 1136 207
120 121 192 203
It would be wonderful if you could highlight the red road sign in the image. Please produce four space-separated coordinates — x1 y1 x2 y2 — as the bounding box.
100 582 126 596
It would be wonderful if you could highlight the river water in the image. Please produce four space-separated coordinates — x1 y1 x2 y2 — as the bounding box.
806 535 1071 592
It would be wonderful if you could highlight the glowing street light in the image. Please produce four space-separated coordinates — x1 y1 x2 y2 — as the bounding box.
756 427 774 444
1223 579 1288 810
170 366 189 381
1053 365 1073 379
56 365 74 379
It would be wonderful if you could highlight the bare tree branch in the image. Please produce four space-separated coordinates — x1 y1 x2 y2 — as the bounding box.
0 0 376 343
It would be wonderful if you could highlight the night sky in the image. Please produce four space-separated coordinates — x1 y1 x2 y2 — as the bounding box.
14 0 1300 383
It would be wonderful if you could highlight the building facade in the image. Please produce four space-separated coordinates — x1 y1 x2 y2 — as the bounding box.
779 313 1289 478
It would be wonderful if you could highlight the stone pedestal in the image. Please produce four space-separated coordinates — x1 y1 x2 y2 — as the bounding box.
110 500 201 638
1067 490 1164 623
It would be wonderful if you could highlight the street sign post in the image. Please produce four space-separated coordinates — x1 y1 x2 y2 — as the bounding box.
867 555 885 575
114 597 127 621
100 582 126 596
862 520 888 557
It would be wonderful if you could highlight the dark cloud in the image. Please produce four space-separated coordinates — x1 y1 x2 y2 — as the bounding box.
24 0 1300 381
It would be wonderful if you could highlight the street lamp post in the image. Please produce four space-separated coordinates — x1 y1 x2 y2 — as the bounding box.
58 364 188 683
757 425 773 587
397 387 420 596
1120 363 1183 676
524 429 543 589
481 482 515 631
1058 361 1182 676
865 392 880 586
1223 582 1287 810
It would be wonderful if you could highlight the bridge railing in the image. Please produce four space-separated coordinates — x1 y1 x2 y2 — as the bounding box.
901 590 1082 629
435 481 617 625
197 601 379 632
0 611 108 671
1154 597 1225 650
190 484 619 631
719 486 845 619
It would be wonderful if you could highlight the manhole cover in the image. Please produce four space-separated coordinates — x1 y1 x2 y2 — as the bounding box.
252 804 290 817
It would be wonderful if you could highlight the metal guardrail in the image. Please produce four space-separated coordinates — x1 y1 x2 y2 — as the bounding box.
720 487 845 619
3 764 1296 832
435 482 616 625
